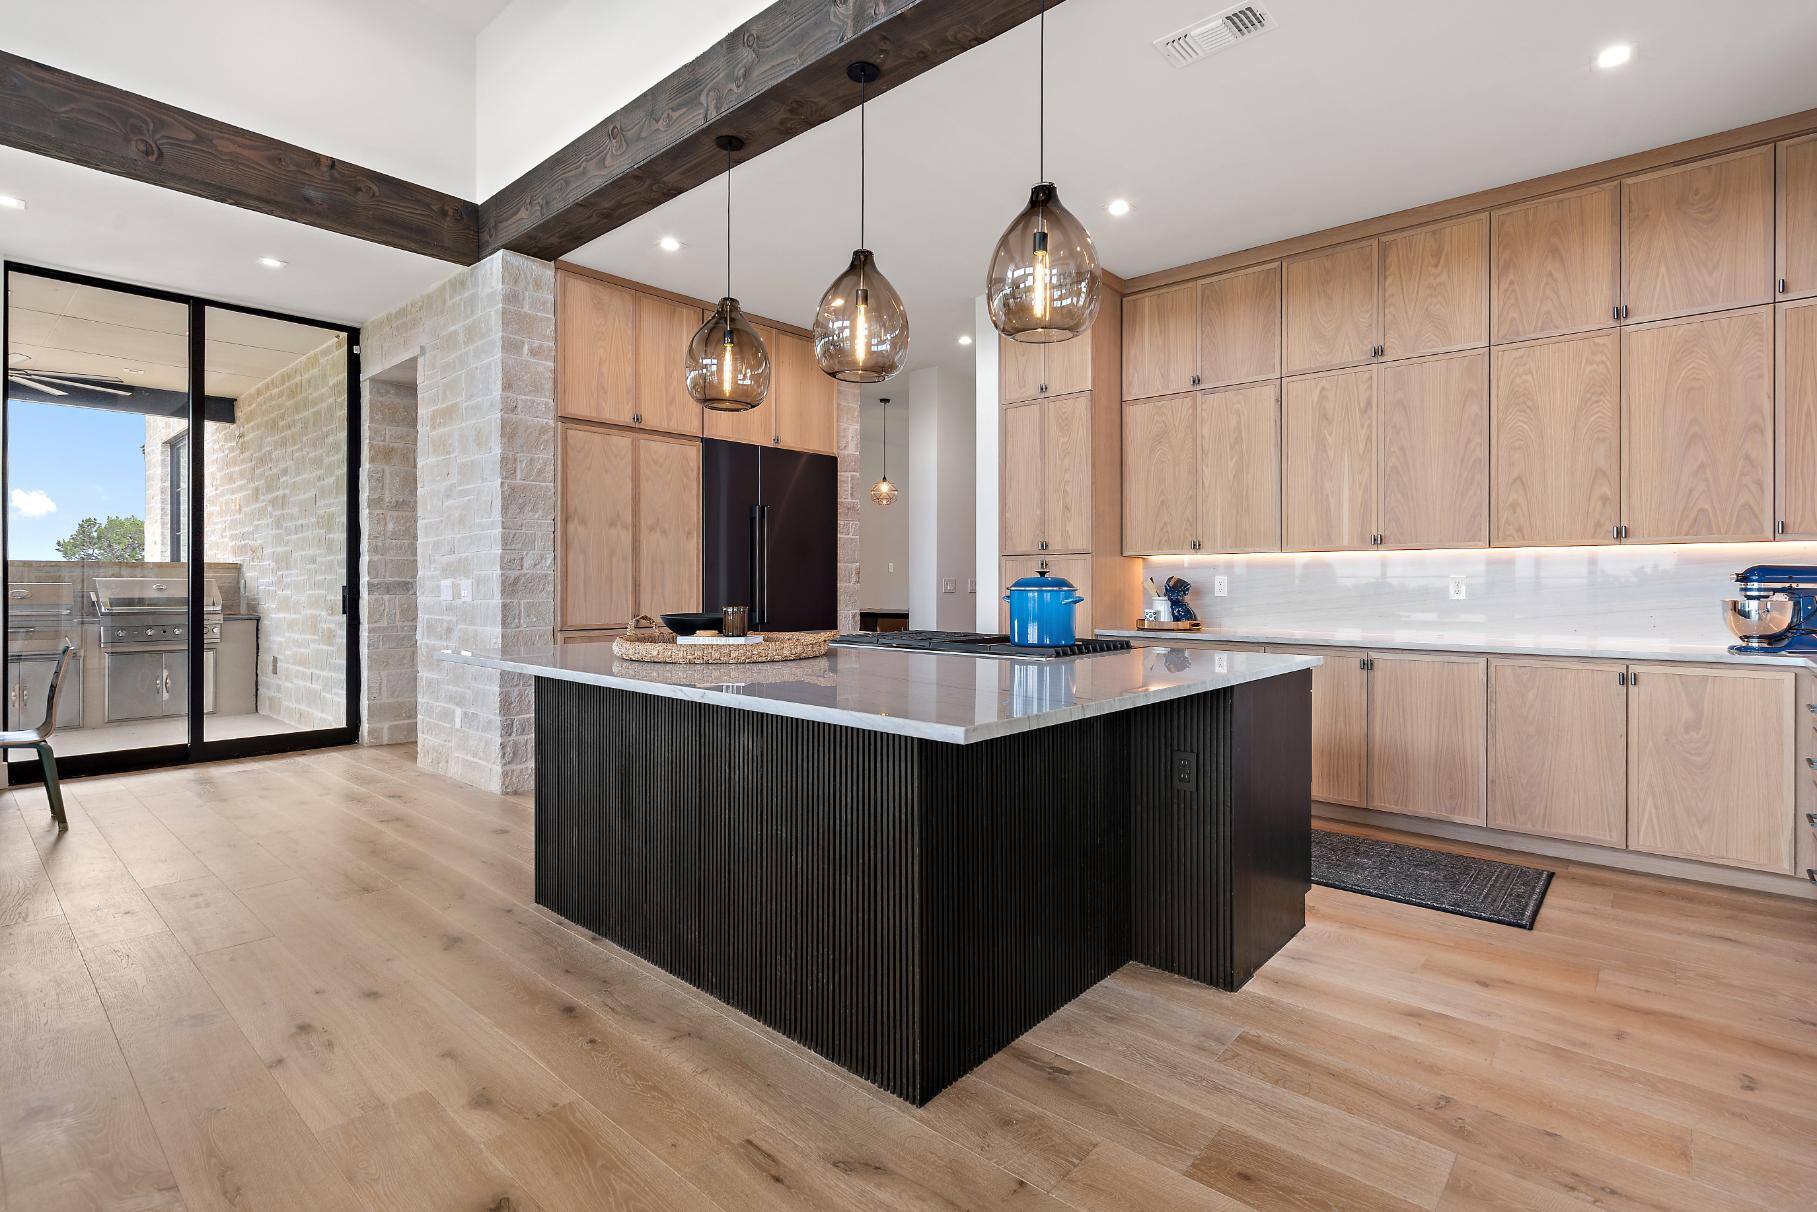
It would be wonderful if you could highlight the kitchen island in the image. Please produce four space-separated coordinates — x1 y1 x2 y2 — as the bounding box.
439 642 1317 1104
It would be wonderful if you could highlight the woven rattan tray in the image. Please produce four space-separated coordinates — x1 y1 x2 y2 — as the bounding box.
612 629 836 664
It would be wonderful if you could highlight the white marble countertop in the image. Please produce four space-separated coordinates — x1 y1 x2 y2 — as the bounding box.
437 644 1321 744
1097 627 1817 670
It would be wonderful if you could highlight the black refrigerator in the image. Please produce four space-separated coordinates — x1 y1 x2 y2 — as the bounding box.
700 439 838 631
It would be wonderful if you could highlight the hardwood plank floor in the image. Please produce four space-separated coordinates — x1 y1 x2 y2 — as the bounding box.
3 743 1813 1210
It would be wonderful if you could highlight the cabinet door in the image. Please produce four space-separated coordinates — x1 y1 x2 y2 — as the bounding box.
634 437 701 618
1283 239 1379 375
703 323 777 445
557 274 637 424
1488 660 1626 846
1778 298 1817 537
1001 401 1047 555
560 426 636 630
1377 349 1487 549
1270 647 1369 807
999 555 1091 634
1198 263 1280 389
775 331 838 454
1628 666 1794 873
1120 395 1198 554
633 293 704 435
1490 332 1620 546
1621 307 1773 543
1043 393 1093 554
1122 283 1197 400
1282 367 1375 551
1367 654 1487 824
1043 331 1093 398
1778 135 1817 301
1380 213 1489 360
1621 147 1773 324
1490 183 1620 344
1196 383 1278 553
1001 335 1046 404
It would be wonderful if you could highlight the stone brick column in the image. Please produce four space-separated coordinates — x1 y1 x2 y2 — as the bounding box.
836 380 861 633
359 377 419 744
360 251 556 793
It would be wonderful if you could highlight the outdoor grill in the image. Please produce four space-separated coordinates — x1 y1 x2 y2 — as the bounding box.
91 577 222 721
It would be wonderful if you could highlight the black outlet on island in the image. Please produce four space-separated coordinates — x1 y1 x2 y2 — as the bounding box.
1172 750 1196 790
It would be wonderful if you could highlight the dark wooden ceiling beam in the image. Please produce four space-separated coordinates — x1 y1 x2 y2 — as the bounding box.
0 50 479 264
477 0 1046 261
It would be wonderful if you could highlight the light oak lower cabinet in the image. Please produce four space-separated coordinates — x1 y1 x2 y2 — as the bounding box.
1628 666 1795 873
635 437 701 619
1776 297 1817 537
1367 654 1487 824
1267 647 1368 807
1488 659 1627 847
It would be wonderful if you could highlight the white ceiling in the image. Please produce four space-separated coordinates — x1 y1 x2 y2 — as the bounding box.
566 0 1817 380
408 0 513 33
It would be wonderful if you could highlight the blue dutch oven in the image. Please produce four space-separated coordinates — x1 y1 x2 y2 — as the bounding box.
1004 568 1085 647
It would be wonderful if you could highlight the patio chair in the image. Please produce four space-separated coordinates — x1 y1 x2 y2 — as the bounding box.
1 642 74 831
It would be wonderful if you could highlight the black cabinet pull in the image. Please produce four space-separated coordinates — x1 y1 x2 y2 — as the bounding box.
1780 277 1789 294
1620 304 1629 320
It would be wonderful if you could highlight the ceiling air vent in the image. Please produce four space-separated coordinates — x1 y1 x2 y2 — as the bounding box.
1153 3 1276 68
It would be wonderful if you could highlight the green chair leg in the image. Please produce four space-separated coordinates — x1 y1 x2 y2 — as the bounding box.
35 743 66 832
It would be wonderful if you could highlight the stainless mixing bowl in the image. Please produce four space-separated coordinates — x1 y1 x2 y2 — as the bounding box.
1723 595 1795 644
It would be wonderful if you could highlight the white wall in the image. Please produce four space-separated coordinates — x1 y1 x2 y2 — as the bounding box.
859 397 909 609
475 0 770 199
3 1 478 197
905 366 977 631
973 295 1000 630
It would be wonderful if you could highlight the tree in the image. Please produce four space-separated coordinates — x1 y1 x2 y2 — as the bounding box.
55 515 145 562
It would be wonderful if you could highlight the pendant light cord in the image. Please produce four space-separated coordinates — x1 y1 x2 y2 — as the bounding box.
1038 1 1046 183
724 141 733 300
860 74 867 250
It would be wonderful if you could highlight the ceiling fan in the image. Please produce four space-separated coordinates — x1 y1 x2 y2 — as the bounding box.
5 369 133 397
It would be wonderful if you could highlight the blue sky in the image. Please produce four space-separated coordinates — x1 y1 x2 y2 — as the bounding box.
6 399 150 560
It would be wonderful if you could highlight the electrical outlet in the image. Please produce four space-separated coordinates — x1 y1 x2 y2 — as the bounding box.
459 580 474 602
440 579 454 601
1172 751 1196 790
967 578 977 594
1214 652 1229 673
1214 575 1229 597
942 578 957 594
1448 576 1468 601
888 562 895 573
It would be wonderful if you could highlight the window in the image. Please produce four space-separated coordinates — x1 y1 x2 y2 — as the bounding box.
166 432 186 560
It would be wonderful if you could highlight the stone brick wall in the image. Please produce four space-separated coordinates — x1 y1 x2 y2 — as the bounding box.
143 337 350 730
359 251 556 793
359 378 418 745
836 380 860 633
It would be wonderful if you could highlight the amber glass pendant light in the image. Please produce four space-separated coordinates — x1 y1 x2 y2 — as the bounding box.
813 62 909 382
985 2 1101 343
869 396 899 506
686 135 771 411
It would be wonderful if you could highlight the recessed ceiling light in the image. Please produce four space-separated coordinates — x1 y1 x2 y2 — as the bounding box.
257 256 287 269
0 195 25 211
957 334 974 347
125 367 146 375
658 235 683 252
7 352 28 363
1106 198 1132 217
1596 43 1633 69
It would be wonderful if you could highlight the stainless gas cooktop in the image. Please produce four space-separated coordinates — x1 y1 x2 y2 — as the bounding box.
829 630 1133 661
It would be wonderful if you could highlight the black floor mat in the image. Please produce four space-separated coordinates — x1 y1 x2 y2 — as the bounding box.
1311 829 1553 929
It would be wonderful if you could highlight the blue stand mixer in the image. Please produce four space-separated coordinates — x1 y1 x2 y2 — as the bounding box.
1723 565 1817 653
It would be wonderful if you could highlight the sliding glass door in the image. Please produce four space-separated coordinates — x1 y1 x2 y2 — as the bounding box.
3 264 360 779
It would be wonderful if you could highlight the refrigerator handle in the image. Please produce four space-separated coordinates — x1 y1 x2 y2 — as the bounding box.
760 503 772 626
749 505 764 626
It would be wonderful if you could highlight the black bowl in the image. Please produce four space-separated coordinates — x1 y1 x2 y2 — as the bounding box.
660 611 724 636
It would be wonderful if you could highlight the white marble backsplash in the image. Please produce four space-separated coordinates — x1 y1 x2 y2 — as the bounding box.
1140 543 1817 651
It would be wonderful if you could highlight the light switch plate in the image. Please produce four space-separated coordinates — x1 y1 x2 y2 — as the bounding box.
1448 576 1468 600
459 580 474 601
942 578 957 594
1214 575 1229 597
440 579 454 601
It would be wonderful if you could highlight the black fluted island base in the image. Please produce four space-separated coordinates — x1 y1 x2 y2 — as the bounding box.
532 667 1311 1105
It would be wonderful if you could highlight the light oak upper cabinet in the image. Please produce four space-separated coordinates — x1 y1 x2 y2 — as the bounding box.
1198 263 1281 389
1003 393 1093 555
1620 147 1774 324
1488 659 1626 847
1001 335 1047 404
559 426 636 629
1379 214 1488 360
703 323 778 445
634 437 702 618
1778 134 1817 300
1122 283 1197 400
1196 383 1280 553
1621 307 1773 543
1367 653 1488 825
1001 400 1047 555
774 331 839 454
1491 183 1620 345
1004 333 1094 403
1376 350 1488 549
1491 332 1620 546
1284 240 1379 375
1282 367 1375 551
1269 647 1368 807
633 292 705 436
1628 666 1794 873
558 274 637 425
1121 394 1198 555
1777 298 1817 537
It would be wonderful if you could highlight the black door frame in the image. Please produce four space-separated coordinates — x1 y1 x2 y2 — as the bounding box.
2 260 363 780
